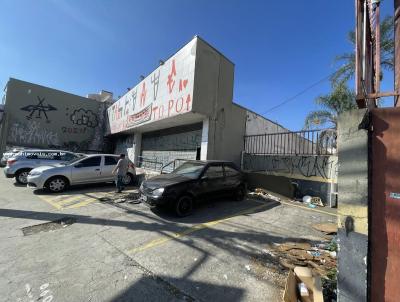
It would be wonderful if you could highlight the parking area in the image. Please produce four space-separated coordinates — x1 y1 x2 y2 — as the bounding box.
0 172 336 302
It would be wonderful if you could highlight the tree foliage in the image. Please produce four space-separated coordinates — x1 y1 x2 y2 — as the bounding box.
304 82 357 129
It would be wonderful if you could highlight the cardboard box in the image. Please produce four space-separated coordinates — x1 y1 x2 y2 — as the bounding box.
283 267 323 302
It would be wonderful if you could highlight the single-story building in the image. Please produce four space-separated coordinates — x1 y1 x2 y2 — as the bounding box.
107 36 289 169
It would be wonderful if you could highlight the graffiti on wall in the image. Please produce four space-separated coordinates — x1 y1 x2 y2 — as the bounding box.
67 107 99 128
88 103 107 151
108 39 196 134
20 96 57 122
9 121 60 146
243 154 338 180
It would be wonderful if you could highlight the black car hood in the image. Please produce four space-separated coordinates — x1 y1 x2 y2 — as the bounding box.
143 173 192 189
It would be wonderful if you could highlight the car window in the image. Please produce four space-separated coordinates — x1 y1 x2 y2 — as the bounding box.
204 165 224 179
105 156 118 166
77 156 101 167
225 165 240 177
172 162 205 179
60 152 76 161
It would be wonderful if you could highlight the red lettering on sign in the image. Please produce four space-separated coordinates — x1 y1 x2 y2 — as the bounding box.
158 105 165 120
179 79 188 92
140 82 147 107
152 106 158 120
167 59 177 94
185 94 192 111
168 100 174 116
176 97 184 113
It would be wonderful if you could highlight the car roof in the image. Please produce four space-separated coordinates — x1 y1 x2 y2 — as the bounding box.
17 149 74 153
184 160 235 165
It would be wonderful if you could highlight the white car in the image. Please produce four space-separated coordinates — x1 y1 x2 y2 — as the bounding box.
27 154 136 193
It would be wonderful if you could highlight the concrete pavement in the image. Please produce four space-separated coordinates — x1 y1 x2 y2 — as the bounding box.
0 171 336 301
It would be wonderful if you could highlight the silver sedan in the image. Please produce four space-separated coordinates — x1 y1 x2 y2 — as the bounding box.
27 154 136 193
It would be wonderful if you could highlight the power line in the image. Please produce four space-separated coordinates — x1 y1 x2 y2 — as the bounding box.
261 72 335 114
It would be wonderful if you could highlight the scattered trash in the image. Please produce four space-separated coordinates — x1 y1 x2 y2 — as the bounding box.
248 188 281 202
124 275 127 280
245 265 251 271
308 204 317 208
303 195 312 203
114 198 126 203
223 274 228 280
194 258 197 261
283 266 324 302
311 197 324 207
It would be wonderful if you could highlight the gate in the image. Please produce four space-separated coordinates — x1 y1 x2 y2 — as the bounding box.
370 107 400 301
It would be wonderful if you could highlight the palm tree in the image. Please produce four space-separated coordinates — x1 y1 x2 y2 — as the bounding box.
304 82 357 129
331 15 394 84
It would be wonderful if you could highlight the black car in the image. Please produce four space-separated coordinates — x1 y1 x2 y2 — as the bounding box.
139 160 246 217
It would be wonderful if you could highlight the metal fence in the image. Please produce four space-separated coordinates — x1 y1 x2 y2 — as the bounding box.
244 129 337 156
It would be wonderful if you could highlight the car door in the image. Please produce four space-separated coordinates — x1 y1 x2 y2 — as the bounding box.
101 156 119 181
71 156 102 184
223 164 242 192
198 164 225 199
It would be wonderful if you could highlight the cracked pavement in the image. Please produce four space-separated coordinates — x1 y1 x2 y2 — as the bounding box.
0 172 335 301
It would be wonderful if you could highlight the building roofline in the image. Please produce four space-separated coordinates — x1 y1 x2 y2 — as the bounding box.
115 35 234 102
232 102 291 132
7 77 98 101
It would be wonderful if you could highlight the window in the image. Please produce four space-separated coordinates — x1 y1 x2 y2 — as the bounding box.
172 162 205 179
77 156 101 167
204 165 224 179
224 165 239 177
60 152 76 161
105 156 118 166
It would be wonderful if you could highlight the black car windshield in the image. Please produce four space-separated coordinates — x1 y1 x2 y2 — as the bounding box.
172 162 205 179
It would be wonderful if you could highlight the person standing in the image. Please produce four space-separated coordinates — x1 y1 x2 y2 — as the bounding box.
112 154 128 193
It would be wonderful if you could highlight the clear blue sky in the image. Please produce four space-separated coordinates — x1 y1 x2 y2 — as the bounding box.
0 0 395 130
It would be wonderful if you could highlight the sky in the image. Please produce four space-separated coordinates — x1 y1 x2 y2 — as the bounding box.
0 0 395 130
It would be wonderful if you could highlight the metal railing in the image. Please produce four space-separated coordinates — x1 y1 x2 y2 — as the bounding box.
160 158 188 174
137 156 164 171
244 129 337 156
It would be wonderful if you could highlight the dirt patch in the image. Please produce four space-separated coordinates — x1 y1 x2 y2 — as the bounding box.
21 217 76 236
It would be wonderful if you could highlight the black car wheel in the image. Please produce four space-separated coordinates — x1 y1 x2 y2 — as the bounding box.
235 185 246 201
174 195 194 217
122 173 133 185
16 169 31 185
46 177 68 193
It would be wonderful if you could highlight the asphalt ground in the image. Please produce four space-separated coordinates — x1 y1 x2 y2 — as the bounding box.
0 171 336 302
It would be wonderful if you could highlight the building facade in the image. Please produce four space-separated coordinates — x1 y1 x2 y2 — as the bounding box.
108 36 283 168
0 78 112 154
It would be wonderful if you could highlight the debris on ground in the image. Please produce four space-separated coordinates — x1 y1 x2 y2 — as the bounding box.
303 195 325 207
312 223 337 234
266 230 338 301
248 188 281 202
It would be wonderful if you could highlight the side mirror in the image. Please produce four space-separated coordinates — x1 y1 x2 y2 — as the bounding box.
201 175 209 181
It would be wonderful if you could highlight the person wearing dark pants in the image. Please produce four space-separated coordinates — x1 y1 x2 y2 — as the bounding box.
112 154 128 193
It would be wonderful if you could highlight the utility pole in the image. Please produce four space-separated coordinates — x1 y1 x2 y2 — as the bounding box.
395 0 400 106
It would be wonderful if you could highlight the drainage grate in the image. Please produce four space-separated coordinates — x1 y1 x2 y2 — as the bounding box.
21 217 76 236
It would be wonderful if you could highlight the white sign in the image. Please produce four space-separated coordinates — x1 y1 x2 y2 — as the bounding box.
108 39 197 134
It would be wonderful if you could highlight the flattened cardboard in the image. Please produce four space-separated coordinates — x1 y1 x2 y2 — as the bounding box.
283 267 324 302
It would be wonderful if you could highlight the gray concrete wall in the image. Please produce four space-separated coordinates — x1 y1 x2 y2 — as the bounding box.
192 38 246 165
2 78 106 152
337 109 368 302
243 154 338 205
